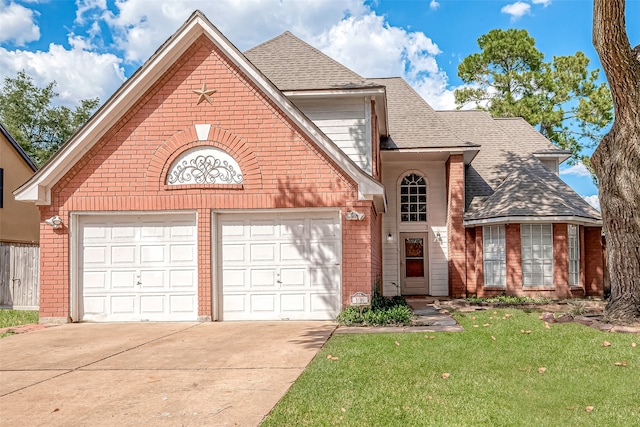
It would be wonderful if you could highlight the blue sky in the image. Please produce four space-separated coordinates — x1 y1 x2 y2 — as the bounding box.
1 0 638 208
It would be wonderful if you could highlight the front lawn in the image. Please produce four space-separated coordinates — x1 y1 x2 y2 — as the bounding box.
0 309 39 338
263 309 639 426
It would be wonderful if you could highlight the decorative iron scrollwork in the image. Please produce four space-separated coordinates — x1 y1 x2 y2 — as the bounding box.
167 154 243 185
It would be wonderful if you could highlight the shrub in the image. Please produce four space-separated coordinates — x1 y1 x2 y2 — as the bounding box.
336 294 413 326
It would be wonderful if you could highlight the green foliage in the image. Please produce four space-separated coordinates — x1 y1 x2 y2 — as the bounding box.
0 71 99 167
264 309 640 426
337 295 413 326
455 29 613 171
466 295 553 304
0 310 39 338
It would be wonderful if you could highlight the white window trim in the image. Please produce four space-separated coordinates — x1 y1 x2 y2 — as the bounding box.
521 224 554 288
568 225 580 287
483 225 506 288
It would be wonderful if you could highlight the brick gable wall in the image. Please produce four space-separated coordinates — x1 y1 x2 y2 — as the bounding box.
38 35 378 322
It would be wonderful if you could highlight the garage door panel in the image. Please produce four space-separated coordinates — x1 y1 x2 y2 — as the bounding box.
280 294 305 312
112 246 136 264
281 243 306 262
110 295 136 314
80 213 197 322
250 294 275 312
111 271 137 289
140 295 164 313
222 245 245 262
83 271 106 289
250 269 276 287
250 221 277 237
140 245 165 263
221 212 341 321
170 245 195 263
280 268 305 287
169 270 196 288
280 220 306 238
140 270 165 288
310 267 340 290
311 218 340 238
84 246 107 264
169 295 196 313
222 269 245 287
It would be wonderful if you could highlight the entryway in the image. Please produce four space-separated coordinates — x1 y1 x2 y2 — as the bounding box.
400 233 429 295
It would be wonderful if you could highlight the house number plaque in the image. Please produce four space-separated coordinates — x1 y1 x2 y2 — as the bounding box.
350 292 371 306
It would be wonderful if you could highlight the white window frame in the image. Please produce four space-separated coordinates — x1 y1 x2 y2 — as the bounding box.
483 225 506 288
399 173 427 222
568 225 580 287
521 224 554 287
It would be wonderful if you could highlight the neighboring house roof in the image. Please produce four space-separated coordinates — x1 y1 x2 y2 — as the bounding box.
437 110 600 225
368 77 473 150
244 32 379 91
14 10 384 207
1 123 37 172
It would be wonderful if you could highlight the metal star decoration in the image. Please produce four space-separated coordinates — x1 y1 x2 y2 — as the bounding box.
192 82 216 105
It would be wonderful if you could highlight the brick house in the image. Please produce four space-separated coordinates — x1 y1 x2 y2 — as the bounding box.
15 11 603 323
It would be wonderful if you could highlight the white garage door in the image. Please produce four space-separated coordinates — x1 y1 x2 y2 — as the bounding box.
220 212 341 320
79 213 198 322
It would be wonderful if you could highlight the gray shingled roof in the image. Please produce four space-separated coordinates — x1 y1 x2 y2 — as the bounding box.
494 117 570 157
244 32 378 91
368 78 470 149
436 111 600 222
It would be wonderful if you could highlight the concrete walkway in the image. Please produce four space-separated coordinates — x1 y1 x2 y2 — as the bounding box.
0 321 335 426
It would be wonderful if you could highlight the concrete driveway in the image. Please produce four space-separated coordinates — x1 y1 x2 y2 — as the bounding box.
0 321 336 426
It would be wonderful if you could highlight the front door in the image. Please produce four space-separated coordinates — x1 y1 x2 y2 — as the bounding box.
400 233 429 295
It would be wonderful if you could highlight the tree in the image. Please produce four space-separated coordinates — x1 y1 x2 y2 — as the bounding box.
592 0 640 324
455 29 613 170
0 71 99 167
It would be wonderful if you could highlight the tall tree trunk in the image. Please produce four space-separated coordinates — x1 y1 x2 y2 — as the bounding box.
592 0 640 323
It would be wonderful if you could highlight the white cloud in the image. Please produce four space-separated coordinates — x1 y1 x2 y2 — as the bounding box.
582 195 600 211
0 43 125 106
532 0 552 6
501 2 531 20
430 0 440 10
102 0 367 63
312 12 455 109
560 162 592 178
0 1 40 45
75 0 108 25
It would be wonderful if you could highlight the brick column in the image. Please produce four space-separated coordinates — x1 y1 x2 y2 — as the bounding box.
446 154 466 297
465 227 477 296
505 223 522 294
584 226 604 297
553 223 570 299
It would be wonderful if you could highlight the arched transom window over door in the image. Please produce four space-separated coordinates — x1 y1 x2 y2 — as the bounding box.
400 173 427 222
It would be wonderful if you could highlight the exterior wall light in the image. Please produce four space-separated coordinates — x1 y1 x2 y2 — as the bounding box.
387 233 394 242
45 215 63 229
434 232 443 244
345 211 365 221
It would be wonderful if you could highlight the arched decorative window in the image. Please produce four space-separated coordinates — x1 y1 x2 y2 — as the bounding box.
400 173 427 222
166 147 243 185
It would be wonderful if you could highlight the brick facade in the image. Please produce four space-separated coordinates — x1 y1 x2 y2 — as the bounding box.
37 35 379 322
466 223 604 299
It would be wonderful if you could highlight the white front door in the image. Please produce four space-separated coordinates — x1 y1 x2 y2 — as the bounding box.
219 212 341 320
79 213 198 322
400 233 429 295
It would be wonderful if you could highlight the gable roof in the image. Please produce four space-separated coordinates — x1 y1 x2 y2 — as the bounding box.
494 117 571 161
14 10 384 207
436 110 600 225
369 78 472 150
244 32 378 91
1 123 37 172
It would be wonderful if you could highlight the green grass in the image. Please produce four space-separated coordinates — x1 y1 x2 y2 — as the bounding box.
262 309 639 426
0 309 39 338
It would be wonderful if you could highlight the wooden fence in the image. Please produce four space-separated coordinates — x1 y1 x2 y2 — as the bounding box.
0 242 39 310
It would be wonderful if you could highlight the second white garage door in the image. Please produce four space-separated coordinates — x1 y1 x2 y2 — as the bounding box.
219 212 341 320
